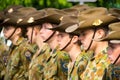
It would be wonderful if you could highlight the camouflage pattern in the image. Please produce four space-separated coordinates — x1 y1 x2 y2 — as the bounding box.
81 48 111 80
44 48 70 80
4 37 36 80
68 50 93 80
0 37 9 79
103 64 120 80
29 43 51 80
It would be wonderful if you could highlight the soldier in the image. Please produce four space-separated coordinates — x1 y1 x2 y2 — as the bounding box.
38 8 70 80
23 8 48 80
49 15 93 80
2 7 36 80
0 11 9 79
101 22 120 80
65 8 120 80
0 5 24 79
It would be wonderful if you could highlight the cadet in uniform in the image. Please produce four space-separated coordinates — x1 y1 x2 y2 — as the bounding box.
49 14 93 80
38 8 70 80
101 22 120 80
66 8 120 80
23 8 49 80
2 7 36 80
0 11 9 79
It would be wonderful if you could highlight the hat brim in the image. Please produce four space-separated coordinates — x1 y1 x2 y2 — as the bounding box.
100 31 120 41
36 14 64 25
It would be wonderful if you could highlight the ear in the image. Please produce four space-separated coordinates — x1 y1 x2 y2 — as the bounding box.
15 27 22 35
95 29 105 39
72 35 79 44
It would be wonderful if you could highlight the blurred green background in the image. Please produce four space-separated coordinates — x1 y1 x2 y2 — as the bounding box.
0 0 120 10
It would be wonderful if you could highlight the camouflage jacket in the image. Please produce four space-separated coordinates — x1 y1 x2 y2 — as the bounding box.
44 49 70 80
68 51 93 80
4 37 36 80
29 43 51 80
103 64 120 80
81 48 111 80
0 37 9 79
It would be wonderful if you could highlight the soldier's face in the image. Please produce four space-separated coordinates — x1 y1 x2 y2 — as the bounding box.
40 23 54 41
79 29 95 50
3 26 16 39
108 42 120 65
58 32 70 51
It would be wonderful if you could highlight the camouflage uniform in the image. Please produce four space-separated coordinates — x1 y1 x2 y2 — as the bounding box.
81 48 111 80
68 51 93 80
44 48 70 80
103 64 120 80
29 43 51 80
0 37 9 79
4 37 36 80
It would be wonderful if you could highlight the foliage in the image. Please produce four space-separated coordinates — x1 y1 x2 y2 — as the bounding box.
0 0 73 10
0 0 120 11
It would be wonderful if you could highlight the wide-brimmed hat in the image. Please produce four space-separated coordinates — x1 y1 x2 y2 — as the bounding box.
108 22 120 31
78 7 108 20
65 14 120 34
100 31 120 43
62 8 79 16
1 7 43 27
109 8 120 19
70 4 90 12
49 15 79 35
4 5 24 14
36 8 68 24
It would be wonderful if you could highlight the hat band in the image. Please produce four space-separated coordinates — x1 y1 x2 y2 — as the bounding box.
110 40 120 44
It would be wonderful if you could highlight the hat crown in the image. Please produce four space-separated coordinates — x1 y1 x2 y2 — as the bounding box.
78 7 108 20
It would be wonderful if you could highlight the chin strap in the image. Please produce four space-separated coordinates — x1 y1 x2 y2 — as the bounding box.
43 31 56 42
85 28 96 52
30 27 34 44
60 36 73 51
113 54 120 65
7 27 17 40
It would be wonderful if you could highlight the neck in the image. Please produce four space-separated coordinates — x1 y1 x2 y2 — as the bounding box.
68 45 81 62
48 39 58 51
94 41 108 56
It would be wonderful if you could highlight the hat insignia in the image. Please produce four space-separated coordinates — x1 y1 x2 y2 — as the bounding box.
27 17 34 23
60 16 63 21
17 18 23 23
93 19 103 26
8 8 13 13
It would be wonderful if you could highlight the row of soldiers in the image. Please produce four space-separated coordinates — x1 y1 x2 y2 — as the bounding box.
0 4 119 80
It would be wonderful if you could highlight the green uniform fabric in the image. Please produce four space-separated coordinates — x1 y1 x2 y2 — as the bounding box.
0 37 9 79
68 51 93 80
4 37 36 80
103 64 120 80
44 49 70 80
29 43 51 80
81 48 111 80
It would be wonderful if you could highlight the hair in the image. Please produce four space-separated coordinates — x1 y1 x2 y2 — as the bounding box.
90 26 109 38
